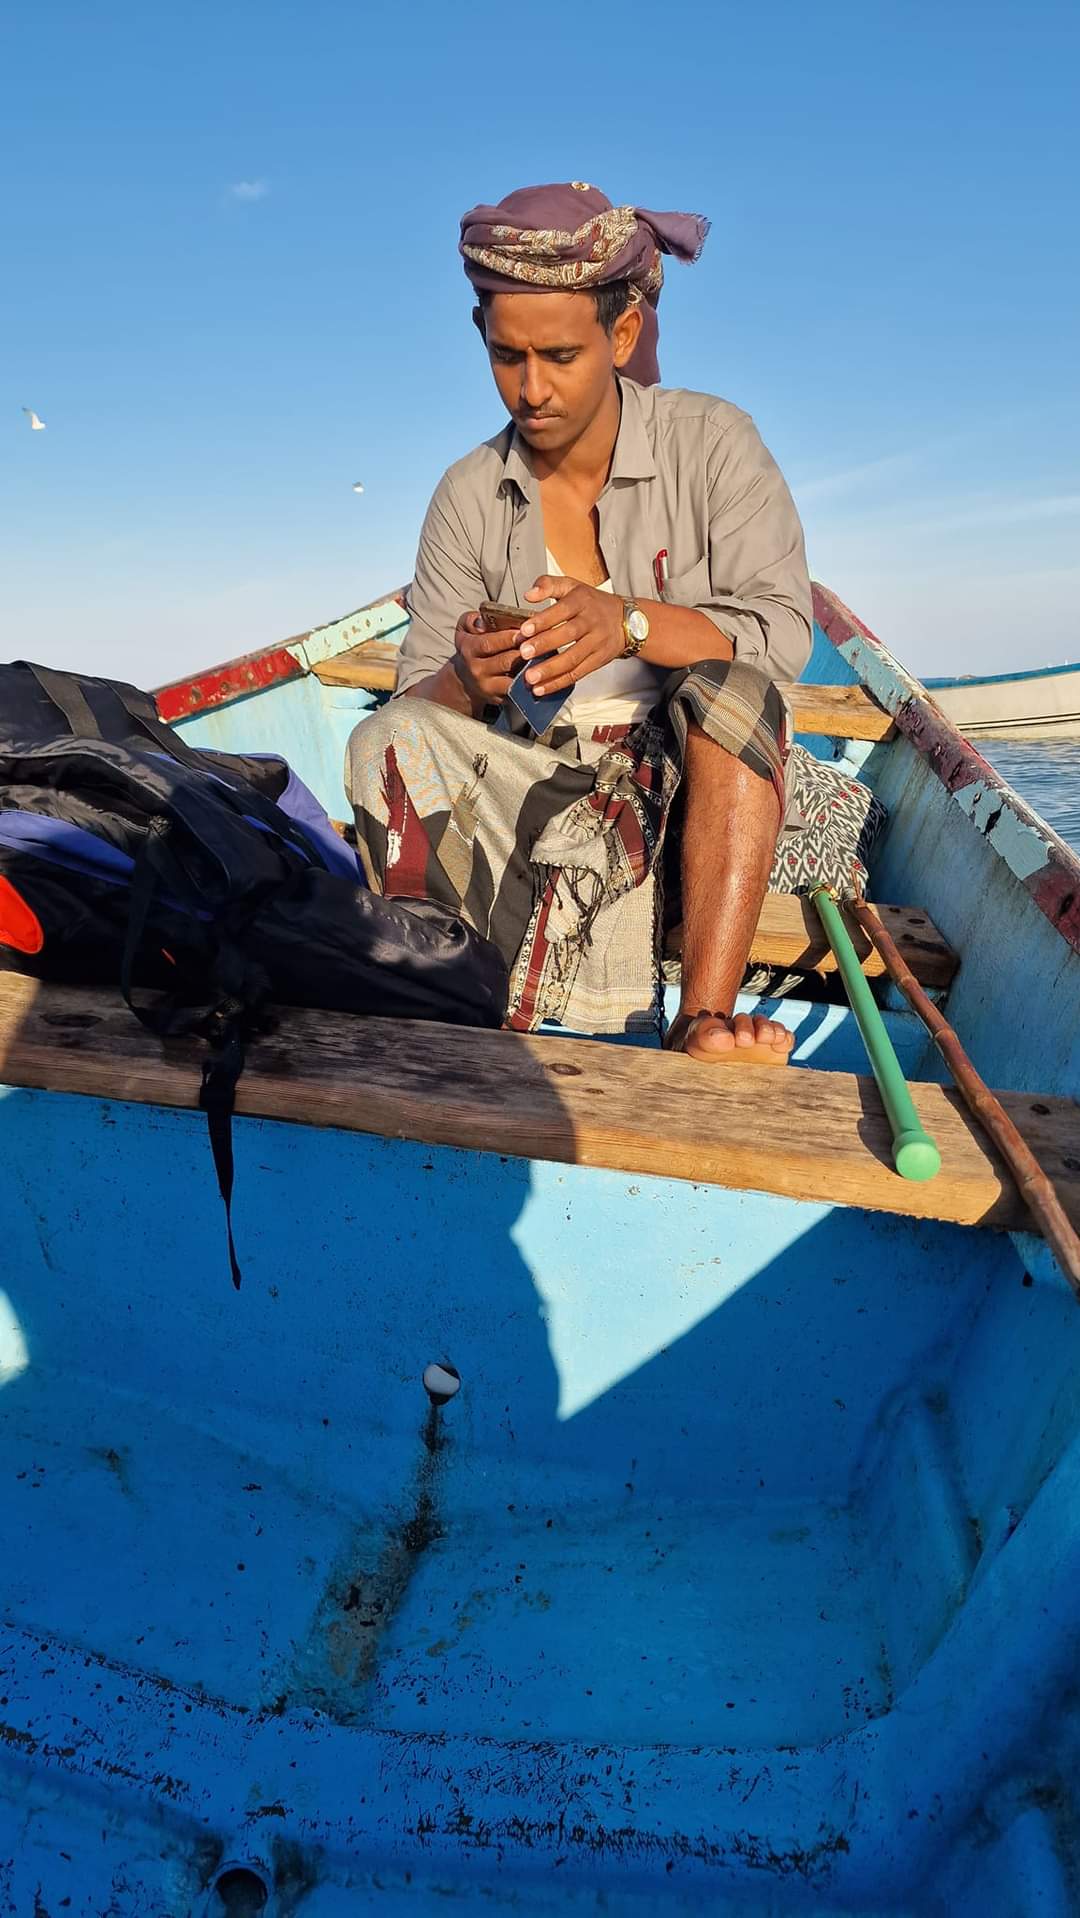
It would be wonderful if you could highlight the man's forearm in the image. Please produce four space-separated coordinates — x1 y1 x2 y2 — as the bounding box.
401 658 479 717
637 602 734 670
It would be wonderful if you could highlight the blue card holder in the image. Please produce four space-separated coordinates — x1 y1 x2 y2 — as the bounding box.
505 665 574 735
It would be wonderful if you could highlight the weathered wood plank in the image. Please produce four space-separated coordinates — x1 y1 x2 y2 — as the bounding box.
667 895 957 988
1 975 1074 1235
315 639 399 692
786 682 895 741
312 646 896 740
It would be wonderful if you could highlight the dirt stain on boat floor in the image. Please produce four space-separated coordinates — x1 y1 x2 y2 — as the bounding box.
284 1402 450 1713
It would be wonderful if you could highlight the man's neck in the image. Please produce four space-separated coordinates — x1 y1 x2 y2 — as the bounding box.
528 378 621 492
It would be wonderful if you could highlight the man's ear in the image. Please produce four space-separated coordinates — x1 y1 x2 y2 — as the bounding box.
472 303 487 342
611 301 643 370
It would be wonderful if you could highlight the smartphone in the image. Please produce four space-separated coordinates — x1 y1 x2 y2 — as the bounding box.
479 604 573 733
479 601 531 631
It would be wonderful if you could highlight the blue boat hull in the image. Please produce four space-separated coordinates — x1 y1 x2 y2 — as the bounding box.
2 590 1079 1912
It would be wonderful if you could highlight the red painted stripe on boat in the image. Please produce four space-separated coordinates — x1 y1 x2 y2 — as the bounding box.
813 582 1080 959
153 589 409 724
155 645 307 722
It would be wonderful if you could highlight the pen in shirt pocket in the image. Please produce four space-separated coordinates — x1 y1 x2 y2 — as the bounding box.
653 548 670 599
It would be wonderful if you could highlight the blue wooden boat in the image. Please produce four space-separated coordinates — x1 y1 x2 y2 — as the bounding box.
1 582 1078 1915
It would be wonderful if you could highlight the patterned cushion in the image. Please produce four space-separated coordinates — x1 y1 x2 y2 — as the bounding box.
771 744 887 895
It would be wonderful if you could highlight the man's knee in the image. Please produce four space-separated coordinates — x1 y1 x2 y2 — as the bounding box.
344 695 462 806
346 693 451 756
689 655 784 717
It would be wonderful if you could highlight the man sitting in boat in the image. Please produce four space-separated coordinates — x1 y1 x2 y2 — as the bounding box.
347 183 844 1060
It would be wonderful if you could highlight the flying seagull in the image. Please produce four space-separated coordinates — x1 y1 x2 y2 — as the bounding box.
352 481 364 494
22 408 46 431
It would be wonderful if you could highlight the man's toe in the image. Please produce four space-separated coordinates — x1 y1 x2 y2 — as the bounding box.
756 1016 794 1052
688 1014 736 1056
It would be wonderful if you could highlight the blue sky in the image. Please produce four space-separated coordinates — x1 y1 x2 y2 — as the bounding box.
2 0 1077 685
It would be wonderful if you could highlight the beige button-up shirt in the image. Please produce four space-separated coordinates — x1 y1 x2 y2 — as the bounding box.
396 375 813 698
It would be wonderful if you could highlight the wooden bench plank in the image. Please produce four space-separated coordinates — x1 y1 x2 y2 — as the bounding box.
313 645 896 740
787 682 895 741
317 638 398 693
0 975 1073 1235
666 895 957 988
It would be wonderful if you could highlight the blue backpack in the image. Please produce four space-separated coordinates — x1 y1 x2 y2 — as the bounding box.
0 661 508 1282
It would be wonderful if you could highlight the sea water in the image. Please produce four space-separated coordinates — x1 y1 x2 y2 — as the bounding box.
981 739 1080 854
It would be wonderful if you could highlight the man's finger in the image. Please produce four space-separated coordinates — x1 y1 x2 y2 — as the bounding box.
525 574 576 604
520 601 577 642
526 663 578 696
470 636 522 671
460 611 492 639
525 634 604 692
520 616 586 661
478 625 523 658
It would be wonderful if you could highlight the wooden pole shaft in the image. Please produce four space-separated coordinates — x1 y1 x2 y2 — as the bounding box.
849 891 1080 1299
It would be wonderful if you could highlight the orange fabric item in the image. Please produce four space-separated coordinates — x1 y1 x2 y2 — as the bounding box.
0 875 44 954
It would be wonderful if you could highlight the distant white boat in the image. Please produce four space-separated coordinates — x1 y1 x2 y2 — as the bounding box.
924 662 1080 741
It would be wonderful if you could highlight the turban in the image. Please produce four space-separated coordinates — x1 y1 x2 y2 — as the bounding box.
459 182 709 386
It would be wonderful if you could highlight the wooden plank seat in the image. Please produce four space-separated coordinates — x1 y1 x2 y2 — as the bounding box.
317 638 399 694
0 974 1074 1236
314 643 896 739
785 682 895 741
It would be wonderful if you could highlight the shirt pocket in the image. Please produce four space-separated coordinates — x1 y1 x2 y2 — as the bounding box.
662 555 711 608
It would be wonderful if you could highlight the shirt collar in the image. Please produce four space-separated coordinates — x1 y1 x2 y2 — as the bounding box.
609 375 657 482
500 429 535 503
499 374 657 502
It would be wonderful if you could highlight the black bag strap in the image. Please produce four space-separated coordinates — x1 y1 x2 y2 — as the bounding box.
107 682 328 871
119 818 194 1033
112 682 235 775
199 1017 246 1291
26 662 101 738
24 661 325 876
120 816 262 1289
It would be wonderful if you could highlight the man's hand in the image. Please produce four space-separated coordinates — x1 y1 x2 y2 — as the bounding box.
452 609 524 713
518 576 625 695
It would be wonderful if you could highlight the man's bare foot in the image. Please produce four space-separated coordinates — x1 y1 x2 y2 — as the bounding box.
664 1009 794 1066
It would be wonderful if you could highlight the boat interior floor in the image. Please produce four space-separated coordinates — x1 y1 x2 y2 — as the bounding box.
3 1096 1080 1912
2 1366 887 1750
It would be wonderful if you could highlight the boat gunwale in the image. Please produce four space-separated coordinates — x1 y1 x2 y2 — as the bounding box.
153 587 410 722
813 582 1080 962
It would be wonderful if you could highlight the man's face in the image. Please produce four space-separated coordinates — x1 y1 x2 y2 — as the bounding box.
479 291 638 454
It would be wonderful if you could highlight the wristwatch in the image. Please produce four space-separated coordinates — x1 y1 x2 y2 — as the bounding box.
621 601 650 658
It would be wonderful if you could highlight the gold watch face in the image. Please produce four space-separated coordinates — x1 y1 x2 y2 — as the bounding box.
626 606 650 644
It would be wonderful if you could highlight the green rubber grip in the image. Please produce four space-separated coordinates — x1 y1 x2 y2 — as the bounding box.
810 887 941 1183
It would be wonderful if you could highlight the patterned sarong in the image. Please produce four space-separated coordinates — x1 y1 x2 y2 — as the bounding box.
345 661 883 1035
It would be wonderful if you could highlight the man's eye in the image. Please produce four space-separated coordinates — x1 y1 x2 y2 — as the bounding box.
492 349 520 365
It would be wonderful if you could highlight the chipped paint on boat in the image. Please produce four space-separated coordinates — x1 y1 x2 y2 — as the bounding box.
1 583 1079 1913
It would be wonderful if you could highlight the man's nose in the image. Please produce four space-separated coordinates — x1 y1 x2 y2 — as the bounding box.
520 351 552 412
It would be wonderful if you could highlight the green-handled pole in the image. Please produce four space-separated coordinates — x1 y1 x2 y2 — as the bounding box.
810 885 941 1182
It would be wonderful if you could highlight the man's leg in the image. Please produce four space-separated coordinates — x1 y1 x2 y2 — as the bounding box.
665 722 794 1064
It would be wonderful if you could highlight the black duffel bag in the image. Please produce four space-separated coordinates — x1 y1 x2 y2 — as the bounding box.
0 661 508 1282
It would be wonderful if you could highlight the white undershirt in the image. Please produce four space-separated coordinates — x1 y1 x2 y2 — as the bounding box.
544 549 662 730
